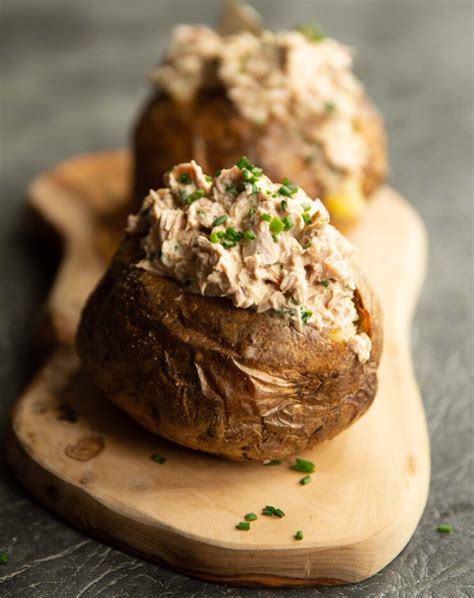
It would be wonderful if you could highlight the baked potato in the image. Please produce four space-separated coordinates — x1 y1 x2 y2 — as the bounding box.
133 25 388 230
77 160 383 461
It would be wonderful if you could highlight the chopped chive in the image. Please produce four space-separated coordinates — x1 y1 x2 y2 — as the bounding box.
205 174 214 182
293 458 315 473
261 213 272 222
0 552 8 564
263 459 282 466
270 217 284 236
244 230 256 241
242 168 253 182
179 172 192 184
280 199 288 211
294 530 304 541
248 207 256 218
299 475 312 485
225 227 244 242
302 203 312 212
296 23 325 42
222 239 238 249
324 101 336 113
209 232 220 244
181 189 206 205
320 279 329 287
212 215 228 227
216 169 222 176
151 454 167 464
224 183 240 198
262 505 285 518
236 521 250 531
216 230 226 238
282 216 293 231
237 156 253 170
245 512 258 522
301 308 313 325
437 524 453 534
251 183 261 195
302 212 312 225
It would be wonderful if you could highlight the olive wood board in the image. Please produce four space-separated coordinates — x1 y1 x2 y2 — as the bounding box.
6 150 430 587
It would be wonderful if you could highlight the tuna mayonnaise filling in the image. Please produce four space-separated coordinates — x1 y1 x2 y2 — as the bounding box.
128 159 371 362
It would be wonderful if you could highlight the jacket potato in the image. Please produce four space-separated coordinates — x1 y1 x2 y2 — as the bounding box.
77 160 383 461
133 25 388 230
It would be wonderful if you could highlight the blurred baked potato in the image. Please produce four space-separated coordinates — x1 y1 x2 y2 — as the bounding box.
133 25 388 229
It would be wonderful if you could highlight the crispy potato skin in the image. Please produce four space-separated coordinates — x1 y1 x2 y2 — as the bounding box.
133 89 388 214
77 234 383 461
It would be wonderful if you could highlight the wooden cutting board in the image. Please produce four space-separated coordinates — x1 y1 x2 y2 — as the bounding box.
6 150 430 587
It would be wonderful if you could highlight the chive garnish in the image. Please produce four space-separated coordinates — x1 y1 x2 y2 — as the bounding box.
242 168 253 182
236 521 250 531
320 279 329 287
210 232 220 244
225 227 244 242
225 183 240 198
151 454 167 464
244 230 256 241
294 530 304 541
300 475 312 485
263 459 282 466
296 23 325 42
282 216 293 231
237 156 254 170
324 101 336 113
437 524 453 534
293 458 315 473
270 217 284 236
212 215 228 227
261 213 272 222
205 174 214 182
301 308 313 325
0 552 8 564
302 212 312 225
179 172 192 184
262 505 285 518
216 169 222 176
181 189 206 205
245 513 258 522
280 199 288 211
248 207 256 218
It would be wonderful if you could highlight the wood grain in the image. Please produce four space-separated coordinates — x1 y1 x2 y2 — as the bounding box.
7 150 430 587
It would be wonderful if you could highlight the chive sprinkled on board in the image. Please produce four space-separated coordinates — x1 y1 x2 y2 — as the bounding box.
437 524 453 534
263 459 282 466
0 552 8 564
236 521 251 531
294 530 304 541
245 513 258 522
151 454 167 464
293 458 315 473
262 505 285 518
299 475 312 485
212 215 228 227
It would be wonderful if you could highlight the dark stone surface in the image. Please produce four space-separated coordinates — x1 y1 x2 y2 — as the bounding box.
0 1 472 596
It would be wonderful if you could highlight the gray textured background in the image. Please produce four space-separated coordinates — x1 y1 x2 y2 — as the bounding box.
1 1 473 596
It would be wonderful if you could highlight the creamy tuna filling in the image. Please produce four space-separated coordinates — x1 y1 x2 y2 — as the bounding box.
128 160 371 362
152 25 369 179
